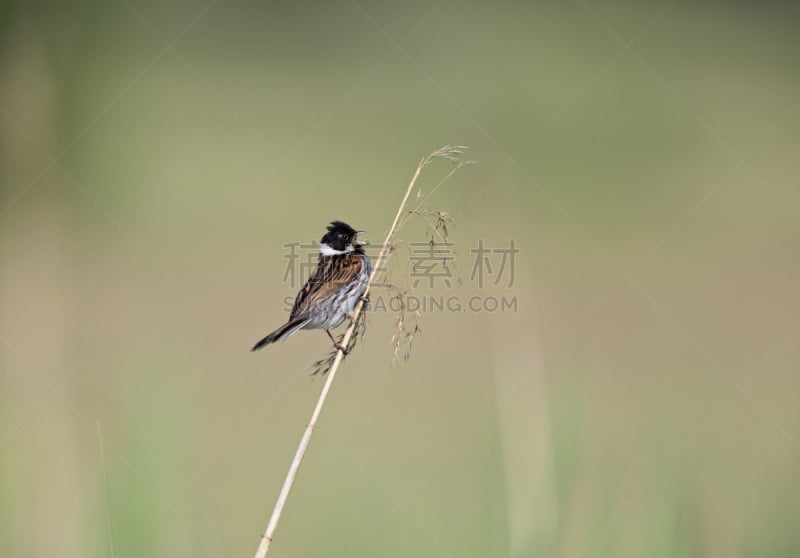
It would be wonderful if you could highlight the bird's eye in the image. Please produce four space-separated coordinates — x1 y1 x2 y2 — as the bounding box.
339 233 348 239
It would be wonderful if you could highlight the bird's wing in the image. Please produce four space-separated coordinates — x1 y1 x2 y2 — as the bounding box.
290 254 364 319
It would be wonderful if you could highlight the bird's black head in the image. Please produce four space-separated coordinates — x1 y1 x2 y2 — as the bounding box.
319 221 366 256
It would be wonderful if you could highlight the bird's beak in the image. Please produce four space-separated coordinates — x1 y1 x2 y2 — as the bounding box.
355 231 368 245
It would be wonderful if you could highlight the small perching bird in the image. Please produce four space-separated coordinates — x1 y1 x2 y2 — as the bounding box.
251 221 370 354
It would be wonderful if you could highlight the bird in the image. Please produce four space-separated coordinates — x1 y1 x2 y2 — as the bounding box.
251 221 371 354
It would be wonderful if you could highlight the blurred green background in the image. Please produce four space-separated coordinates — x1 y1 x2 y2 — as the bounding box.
1 0 799 556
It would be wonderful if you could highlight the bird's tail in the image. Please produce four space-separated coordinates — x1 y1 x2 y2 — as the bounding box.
251 317 310 351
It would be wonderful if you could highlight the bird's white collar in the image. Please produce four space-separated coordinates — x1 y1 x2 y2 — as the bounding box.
319 243 352 256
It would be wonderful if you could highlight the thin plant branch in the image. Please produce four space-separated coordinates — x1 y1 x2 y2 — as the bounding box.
252 145 469 558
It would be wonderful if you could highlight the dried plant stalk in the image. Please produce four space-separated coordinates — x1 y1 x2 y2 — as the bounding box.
252 146 469 558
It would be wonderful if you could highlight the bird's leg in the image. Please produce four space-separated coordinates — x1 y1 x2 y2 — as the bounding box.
326 329 348 355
